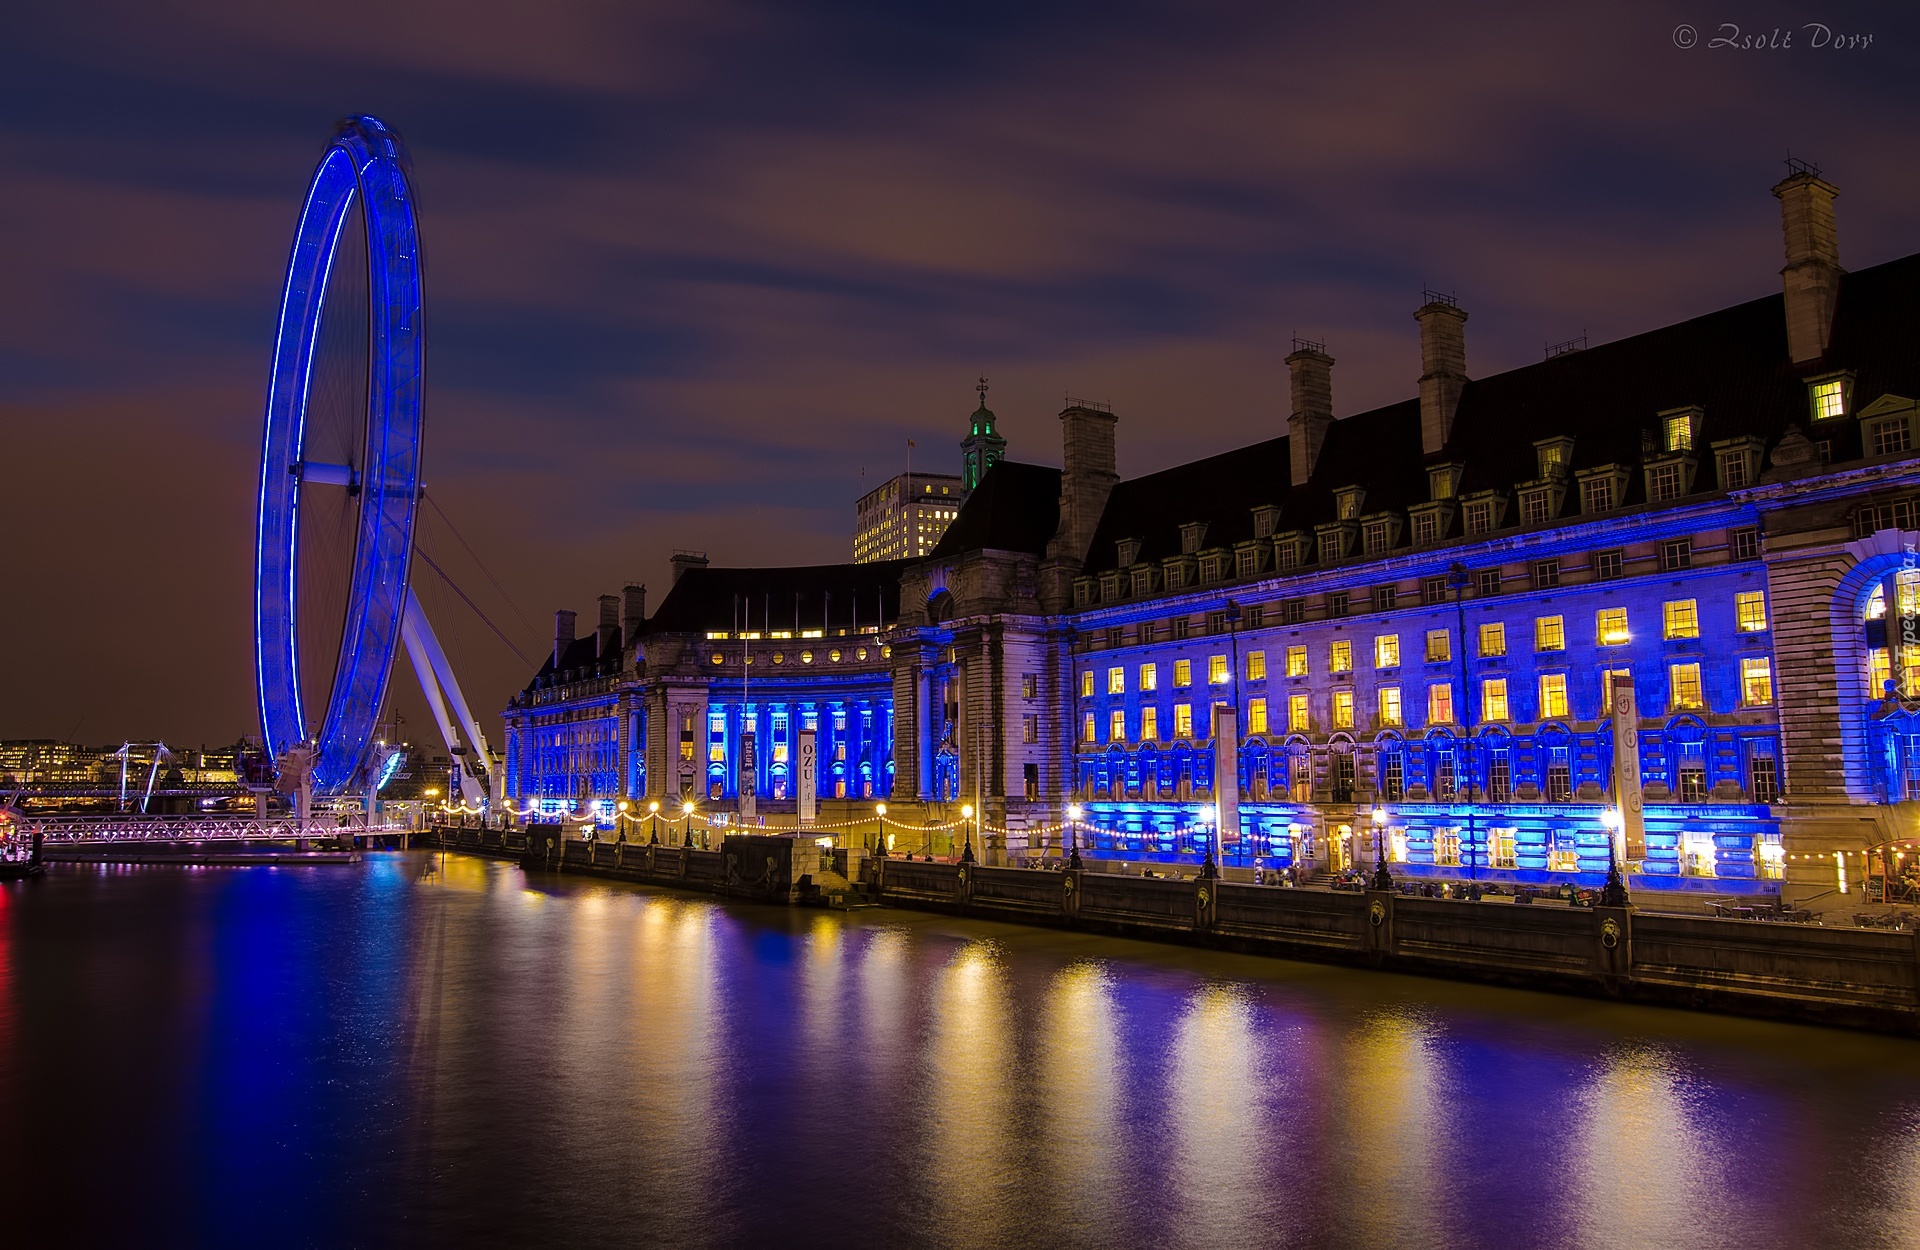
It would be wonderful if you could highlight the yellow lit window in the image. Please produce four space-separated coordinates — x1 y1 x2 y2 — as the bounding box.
1483 677 1510 721
1812 378 1846 420
1736 591 1768 633
1741 657 1773 705
1535 615 1565 652
1080 670 1094 698
1425 629 1450 662
1664 412 1693 451
1331 640 1353 673
1288 693 1310 732
1869 647 1893 697
1600 667 1632 714
1246 650 1267 681
1664 599 1700 640
1247 698 1268 734
1174 703 1193 738
1209 655 1229 684
1597 607 1629 646
1083 713 1096 743
1109 709 1127 742
1670 662 1704 710
1538 673 1569 719
1479 622 1506 657
1378 686 1402 727
1108 666 1126 695
1140 662 1158 691
1286 645 1308 677
1332 690 1354 729
1141 706 1160 740
1171 660 1191 688
709 745 725 762
1428 682 1454 724
1375 634 1401 667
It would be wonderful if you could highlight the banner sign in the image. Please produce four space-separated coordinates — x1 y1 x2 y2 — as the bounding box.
1213 703 1240 851
798 729 817 824
1609 673 1645 862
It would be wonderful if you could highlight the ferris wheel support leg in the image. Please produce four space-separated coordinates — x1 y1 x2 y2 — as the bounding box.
401 590 490 808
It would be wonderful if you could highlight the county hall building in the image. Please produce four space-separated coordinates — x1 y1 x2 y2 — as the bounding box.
503 164 1920 901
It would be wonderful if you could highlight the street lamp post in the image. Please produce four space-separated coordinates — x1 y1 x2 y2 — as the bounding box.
1601 807 1630 907
874 802 888 857
681 800 694 846
1447 562 1478 882
647 799 660 844
1065 803 1085 869
961 803 976 863
1371 805 1393 891
1199 804 1219 879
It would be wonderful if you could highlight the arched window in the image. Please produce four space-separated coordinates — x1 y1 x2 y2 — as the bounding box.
1667 716 1708 803
1374 732 1405 800
1425 728 1459 800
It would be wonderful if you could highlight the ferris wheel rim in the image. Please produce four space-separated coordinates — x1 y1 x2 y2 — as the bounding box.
254 115 424 794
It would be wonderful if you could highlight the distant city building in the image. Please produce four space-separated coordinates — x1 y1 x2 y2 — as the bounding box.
509 164 1920 903
852 384 1008 562
853 473 964 563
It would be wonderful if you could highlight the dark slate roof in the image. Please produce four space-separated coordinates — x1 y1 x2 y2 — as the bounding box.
642 561 906 636
1082 249 1920 573
928 459 1062 559
524 629 622 693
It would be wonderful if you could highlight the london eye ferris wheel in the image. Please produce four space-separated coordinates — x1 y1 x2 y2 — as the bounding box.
254 116 492 806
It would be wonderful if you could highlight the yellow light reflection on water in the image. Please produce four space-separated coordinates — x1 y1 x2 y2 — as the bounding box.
1573 1044 1732 1250
925 940 1013 1244
1339 1008 1448 1246
1039 962 1122 1238
1169 984 1269 1249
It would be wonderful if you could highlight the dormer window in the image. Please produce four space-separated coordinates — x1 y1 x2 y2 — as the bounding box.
1116 537 1142 566
1360 514 1401 556
1711 436 1764 491
1858 395 1918 461
1808 373 1853 422
1272 531 1309 572
1460 491 1505 537
1315 523 1353 564
1534 436 1574 479
1409 501 1453 546
1660 406 1703 453
1233 541 1266 580
1251 505 1282 539
1334 486 1365 520
1517 485 1562 526
1198 552 1226 582
1645 458 1697 503
1180 521 1208 554
1576 465 1629 515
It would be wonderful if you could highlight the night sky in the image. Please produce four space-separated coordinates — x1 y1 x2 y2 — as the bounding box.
5 1 1916 750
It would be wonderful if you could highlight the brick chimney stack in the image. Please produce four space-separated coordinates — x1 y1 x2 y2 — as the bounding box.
1285 341 1334 486
669 550 708 585
1773 162 1842 365
597 594 620 657
553 609 576 669
1046 401 1119 566
622 583 647 642
1415 293 1469 455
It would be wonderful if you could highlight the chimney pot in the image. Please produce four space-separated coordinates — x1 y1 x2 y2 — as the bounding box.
1285 344 1335 486
597 594 620 658
669 550 709 585
622 582 647 643
553 609 577 669
1415 298 1469 455
1772 167 1842 365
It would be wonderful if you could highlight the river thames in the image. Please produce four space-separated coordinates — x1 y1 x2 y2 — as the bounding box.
3 853 1918 1249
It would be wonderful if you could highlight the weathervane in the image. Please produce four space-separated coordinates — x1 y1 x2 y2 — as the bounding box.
977 375 989 406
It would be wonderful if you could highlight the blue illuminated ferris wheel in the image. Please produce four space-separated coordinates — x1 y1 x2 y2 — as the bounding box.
254 116 490 802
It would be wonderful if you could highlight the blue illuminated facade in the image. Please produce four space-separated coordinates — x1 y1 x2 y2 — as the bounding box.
513 166 1920 902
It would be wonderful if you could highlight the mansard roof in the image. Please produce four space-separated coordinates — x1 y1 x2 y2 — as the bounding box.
642 561 906 636
928 458 1062 559
1082 249 1920 573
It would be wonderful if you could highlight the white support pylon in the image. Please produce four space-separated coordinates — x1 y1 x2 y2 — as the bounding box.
400 588 493 808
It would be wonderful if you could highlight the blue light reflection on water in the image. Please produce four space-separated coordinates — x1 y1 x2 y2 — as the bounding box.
3 854 1920 1248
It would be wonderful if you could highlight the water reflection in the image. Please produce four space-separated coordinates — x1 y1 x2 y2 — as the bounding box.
8 854 1920 1249
1038 962 1122 1243
1572 1045 1732 1250
1168 984 1268 1250
1341 1009 1452 1248
922 940 1014 1247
